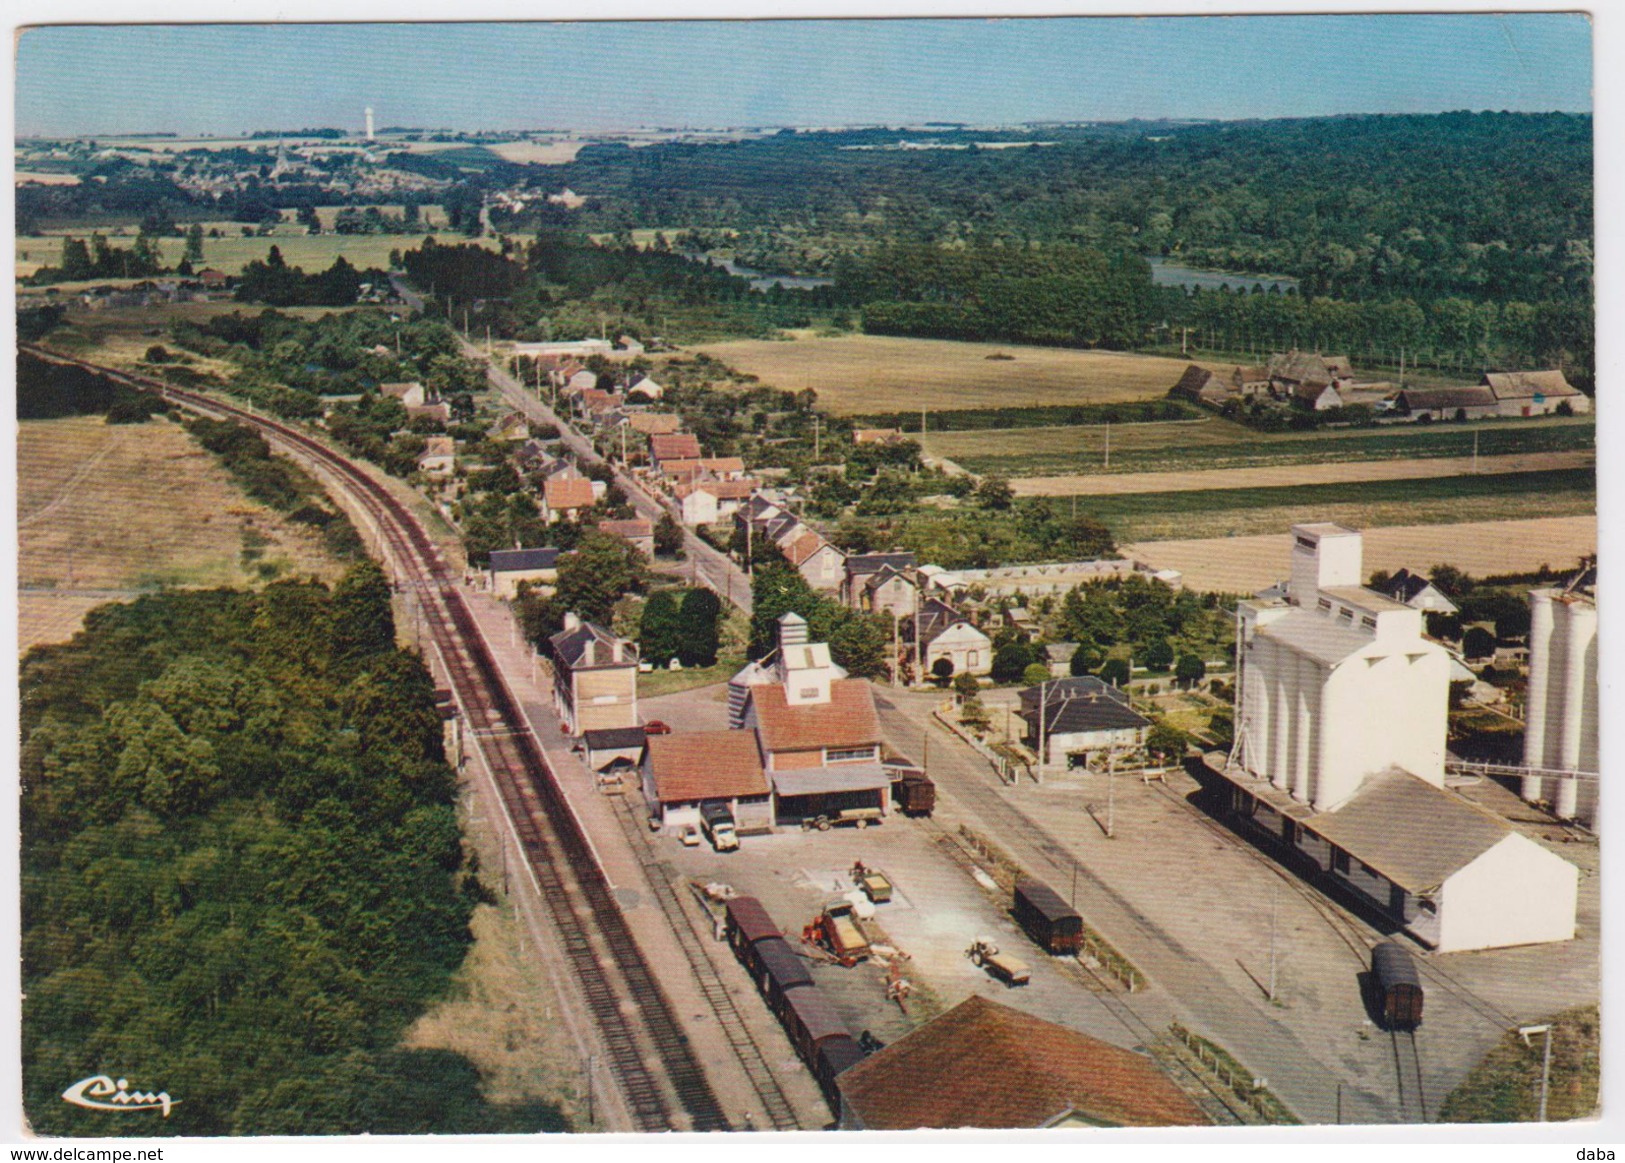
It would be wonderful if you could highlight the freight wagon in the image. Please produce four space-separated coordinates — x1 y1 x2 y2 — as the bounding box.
1013 878 1084 955
1371 941 1424 1030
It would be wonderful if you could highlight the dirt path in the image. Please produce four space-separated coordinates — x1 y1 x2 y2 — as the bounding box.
1012 450 1594 497
1124 516 1598 593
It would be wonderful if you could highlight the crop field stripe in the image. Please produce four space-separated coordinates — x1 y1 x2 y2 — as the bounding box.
1065 468 1594 519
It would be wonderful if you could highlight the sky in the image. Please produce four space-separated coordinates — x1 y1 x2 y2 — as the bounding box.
14 14 1594 138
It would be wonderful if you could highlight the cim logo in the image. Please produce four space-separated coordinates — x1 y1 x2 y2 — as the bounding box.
62 1075 177 1117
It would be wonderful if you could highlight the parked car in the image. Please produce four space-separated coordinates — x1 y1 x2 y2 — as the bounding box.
644 720 673 735
678 823 701 847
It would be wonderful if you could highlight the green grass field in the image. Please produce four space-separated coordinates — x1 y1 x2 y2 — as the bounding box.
1440 1006 1598 1123
1077 467 1595 542
934 416 1595 477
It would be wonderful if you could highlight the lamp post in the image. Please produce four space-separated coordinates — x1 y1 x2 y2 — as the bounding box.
1518 1024 1553 1122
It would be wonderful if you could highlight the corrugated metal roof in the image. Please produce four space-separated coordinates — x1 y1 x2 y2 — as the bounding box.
771 762 891 798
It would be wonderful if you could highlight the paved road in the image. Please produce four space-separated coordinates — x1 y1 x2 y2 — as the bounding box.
393 274 753 614
874 688 1402 1126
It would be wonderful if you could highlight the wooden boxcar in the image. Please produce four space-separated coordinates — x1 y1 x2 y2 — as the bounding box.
754 935 815 1017
780 982 852 1065
1013 878 1084 955
893 774 936 817
1371 941 1424 1030
724 896 781 960
813 1034 868 1108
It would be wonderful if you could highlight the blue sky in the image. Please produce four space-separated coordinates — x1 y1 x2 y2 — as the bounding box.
15 14 1593 137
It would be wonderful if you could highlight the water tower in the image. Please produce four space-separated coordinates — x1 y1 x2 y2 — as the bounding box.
365 107 375 141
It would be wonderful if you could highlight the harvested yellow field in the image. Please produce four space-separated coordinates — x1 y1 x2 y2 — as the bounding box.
19 414 347 601
1012 450 1595 497
18 594 115 654
1124 516 1598 594
15 171 80 186
692 334 1223 415
487 140 587 164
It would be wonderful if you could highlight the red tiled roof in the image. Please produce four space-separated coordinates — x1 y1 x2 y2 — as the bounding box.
598 518 653 540
699 456 745 474
544 478 596 510
783 529 832 567
651 433 702 462
751 679 879 754
699 479 757 501
647 730 767 802
839 996 1208 1130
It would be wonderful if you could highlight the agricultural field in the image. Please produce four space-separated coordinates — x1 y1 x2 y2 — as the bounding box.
1072 467 1593 544
16 230 491 279
486 139 588 164
23 301 337 370
1125 516 1599 595
691 334 1227 415
1010 449 1594 497
17 414 349 648
930 414 1596 479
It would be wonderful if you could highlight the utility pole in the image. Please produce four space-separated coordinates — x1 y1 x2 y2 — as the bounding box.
1103 422 1111 470
1036 679 1048 782
1106 747 1116 838
1519 1024 1554 1122
812 415 821 461
1472 429 1479 475
1267 881 1279 1002
920 407 927 439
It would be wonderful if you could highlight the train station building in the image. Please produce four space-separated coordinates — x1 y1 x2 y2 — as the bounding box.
1205 523 1580 953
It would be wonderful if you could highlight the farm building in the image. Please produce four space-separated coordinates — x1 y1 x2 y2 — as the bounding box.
542 477 597 523
853 428 907 446
1292 380 1344 411
416 435 456 477
642 730 772 834
1394 386 1500 421
1374 568 1460 615
550 614 639 735
836 996 1207 1129
1521 562 1598 826
907 598 992 680
1018 676 1149 768
1210 522 1579 951
1480 370 1589 416
487 546 561 600
1168 364 1232 406
597 518 655 557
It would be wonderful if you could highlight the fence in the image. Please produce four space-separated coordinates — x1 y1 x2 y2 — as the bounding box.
1168 1021 1298 1124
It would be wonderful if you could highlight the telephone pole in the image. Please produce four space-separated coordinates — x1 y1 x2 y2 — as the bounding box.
1267 882 1279 1002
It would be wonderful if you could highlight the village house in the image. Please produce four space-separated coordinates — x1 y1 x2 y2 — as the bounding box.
642 730 772 835
416 435 456 477
563 368 600 395
1002 606 1037 641
381 380 427 409
676 478 757 526
1019 676 1150 768
487 546 561 600
861 564 920 620
626 374 665 401
1375 568 1460 615
486 411 531 443
842 552 918 608
906 597 992 680
542 477 597 523
550 613 639 735
628 412 683 437
783 528 847 592
853 428 906 446
1480 370 1589 416
407 399 452 424
836 996 1207 1130
1206 522 1580 952
1043 642 1080 678
650 433 703 471
597 517 655 557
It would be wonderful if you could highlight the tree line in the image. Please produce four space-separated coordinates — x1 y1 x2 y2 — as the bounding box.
21 573 564 1134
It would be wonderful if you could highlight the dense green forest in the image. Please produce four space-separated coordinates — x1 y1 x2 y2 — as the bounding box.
20 573 563 1135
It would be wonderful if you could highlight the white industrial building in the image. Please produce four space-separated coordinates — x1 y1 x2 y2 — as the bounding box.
1208 523 1579 953
1521 563 1598 826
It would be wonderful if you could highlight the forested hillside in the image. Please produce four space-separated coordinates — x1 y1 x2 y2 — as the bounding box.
20 571 563 1135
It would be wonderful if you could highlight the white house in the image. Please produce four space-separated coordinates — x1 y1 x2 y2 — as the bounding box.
1376 568 1460 616
908 597 991 681
416 435 455 477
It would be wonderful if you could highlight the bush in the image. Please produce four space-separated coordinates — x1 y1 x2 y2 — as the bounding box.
1022 662 1052 687
1099 658 1130 687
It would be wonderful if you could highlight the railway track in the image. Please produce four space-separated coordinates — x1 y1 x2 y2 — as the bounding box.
1391 1029 1428 1124
608 798 805 1130
25 346 732 1133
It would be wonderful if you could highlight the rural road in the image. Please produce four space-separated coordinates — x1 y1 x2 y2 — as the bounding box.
392 274 754 614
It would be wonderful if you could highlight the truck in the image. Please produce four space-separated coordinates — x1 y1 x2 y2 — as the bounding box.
700 803 740 852
967 937 1031 987
851 860 893 904
804 899 871 966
